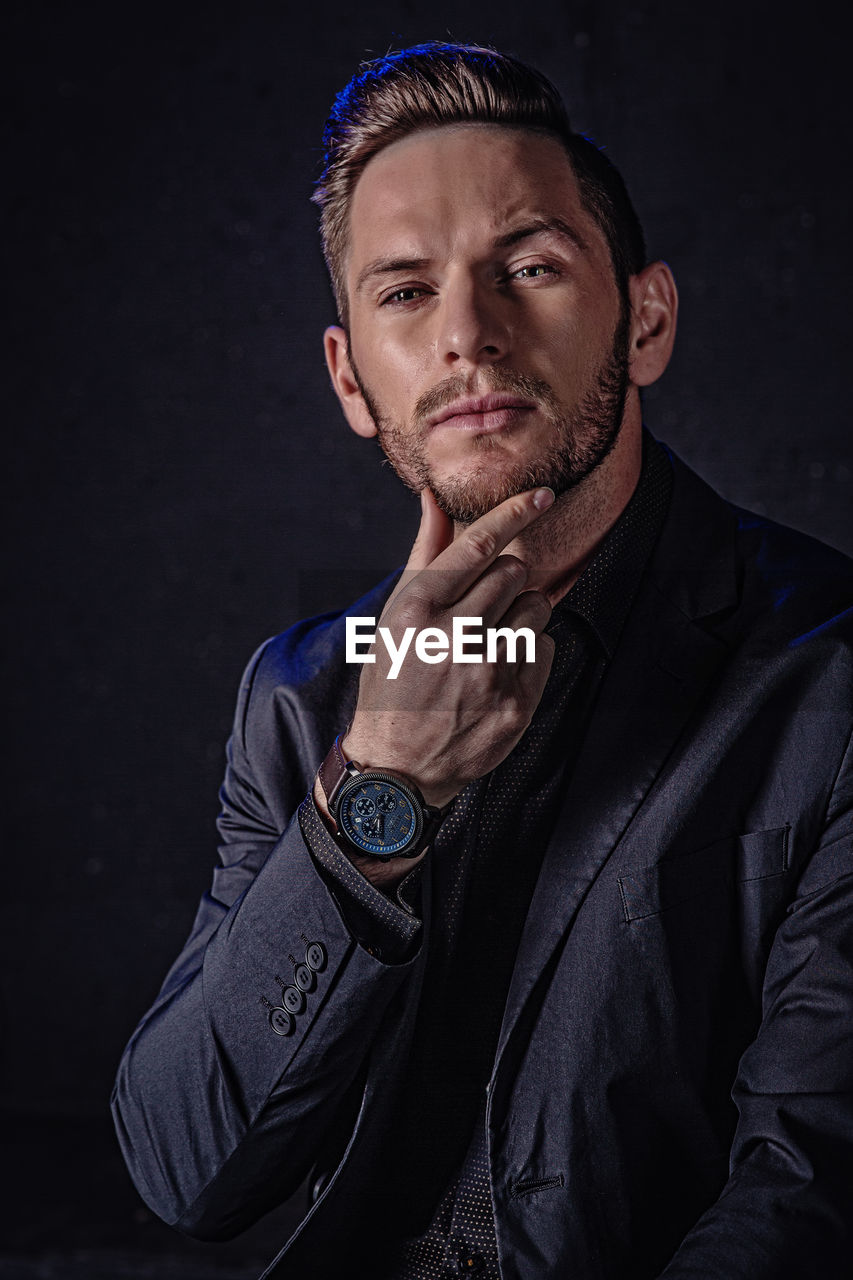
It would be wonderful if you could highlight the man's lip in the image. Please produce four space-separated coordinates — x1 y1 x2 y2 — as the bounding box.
428 394 537 428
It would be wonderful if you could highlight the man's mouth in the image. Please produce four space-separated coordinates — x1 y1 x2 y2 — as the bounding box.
428 393 538 434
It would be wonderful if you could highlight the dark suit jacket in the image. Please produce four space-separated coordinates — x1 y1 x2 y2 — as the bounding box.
112 446 853 1278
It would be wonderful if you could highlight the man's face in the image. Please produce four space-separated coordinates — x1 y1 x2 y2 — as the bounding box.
339 124 633 523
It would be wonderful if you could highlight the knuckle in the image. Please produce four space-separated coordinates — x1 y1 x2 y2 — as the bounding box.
465 527 498 561
498 554 527 583
513 589 549 623
530 589 553 619
500 695 529 736
394 599 426 630
392 587 430 629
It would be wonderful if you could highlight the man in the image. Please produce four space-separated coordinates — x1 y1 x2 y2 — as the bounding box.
112 43 853 1279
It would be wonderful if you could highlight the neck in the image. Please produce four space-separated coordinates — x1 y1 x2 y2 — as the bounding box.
463 417 643 607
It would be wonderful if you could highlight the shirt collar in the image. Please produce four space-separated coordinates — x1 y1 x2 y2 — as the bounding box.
551 429 673 659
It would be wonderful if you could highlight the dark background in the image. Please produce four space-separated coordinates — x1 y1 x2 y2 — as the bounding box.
4 0 851 1274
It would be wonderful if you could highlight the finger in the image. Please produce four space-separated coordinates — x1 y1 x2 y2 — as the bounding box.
516 627 555 707
448 587 550 681
425 487 555 606
498 588 553 637
457 554 531 628
487 589 553 668
507 619 555 711
384 488 454 613
407 487 454 573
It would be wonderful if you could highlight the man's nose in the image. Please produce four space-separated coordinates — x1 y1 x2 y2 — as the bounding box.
436 278 509 367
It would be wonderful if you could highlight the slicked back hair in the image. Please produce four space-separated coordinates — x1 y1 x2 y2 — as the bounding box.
312 42 647 325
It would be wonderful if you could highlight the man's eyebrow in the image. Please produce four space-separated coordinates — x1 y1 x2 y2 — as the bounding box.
494 217 589 253
354 219 588 295
355 257 431 295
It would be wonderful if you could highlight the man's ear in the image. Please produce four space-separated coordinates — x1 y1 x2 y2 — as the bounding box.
323 325 378 439
627 261 678 388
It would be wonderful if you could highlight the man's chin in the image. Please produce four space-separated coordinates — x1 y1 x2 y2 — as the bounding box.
429 470 553 524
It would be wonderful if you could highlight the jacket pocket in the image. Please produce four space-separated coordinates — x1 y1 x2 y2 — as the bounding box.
618 826 789 922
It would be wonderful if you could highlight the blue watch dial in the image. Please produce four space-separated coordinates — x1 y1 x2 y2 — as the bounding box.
338 776 420 856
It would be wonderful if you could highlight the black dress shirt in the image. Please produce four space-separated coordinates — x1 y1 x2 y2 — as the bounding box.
300 432 673 1277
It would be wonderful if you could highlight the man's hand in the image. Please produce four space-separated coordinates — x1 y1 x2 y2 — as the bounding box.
342 485 556 809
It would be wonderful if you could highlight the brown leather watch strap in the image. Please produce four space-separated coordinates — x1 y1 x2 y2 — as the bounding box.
317 735 358 812
316 736 445 858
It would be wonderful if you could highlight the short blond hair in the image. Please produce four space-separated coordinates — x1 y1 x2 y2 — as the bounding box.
312 42 646 324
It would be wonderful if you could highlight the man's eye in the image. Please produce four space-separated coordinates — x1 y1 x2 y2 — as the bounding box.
382 286 428 305
511 263 557 280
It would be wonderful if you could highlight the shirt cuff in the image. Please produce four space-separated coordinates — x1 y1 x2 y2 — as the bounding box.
298 795 423 963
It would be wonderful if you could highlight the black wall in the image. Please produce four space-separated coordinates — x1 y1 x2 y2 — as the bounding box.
5 0 851 1270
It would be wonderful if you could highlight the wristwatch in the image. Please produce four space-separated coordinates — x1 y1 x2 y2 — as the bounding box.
317 736 444 861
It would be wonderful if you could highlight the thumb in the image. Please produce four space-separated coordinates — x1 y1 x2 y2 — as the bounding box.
383 488 454 614
406 486 454 572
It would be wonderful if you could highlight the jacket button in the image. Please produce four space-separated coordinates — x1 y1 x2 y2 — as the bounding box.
294 962 315 992
282 985 304 1014
449 1240 485 1274
311 1170 331 1203
305 941 327 972
269 1007 293 1036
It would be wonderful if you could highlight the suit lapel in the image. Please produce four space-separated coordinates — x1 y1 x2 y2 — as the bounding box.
494 449 740 1068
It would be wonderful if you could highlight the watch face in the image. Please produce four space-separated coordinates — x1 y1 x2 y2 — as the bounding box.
338 774 421 857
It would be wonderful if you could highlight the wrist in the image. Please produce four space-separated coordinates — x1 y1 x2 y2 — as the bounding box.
311 775 428 889
340 730 458 810
316 736 447 863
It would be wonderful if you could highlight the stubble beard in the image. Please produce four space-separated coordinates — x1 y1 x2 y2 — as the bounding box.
348 309 632 525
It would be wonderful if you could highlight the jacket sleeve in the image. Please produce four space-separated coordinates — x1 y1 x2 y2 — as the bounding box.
659 728 853 1278
111 639 423 1241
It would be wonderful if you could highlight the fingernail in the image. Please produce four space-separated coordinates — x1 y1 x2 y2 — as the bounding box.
533 487 555 510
